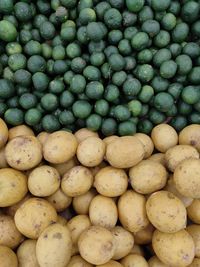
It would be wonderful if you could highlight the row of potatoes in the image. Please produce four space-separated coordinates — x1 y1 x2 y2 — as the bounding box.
0 118 200 266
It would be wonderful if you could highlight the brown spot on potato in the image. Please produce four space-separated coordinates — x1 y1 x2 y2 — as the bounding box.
53 232 62 239
44 234 48 239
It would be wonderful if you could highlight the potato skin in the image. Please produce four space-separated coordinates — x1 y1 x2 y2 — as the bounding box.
135 133 154 159
188 258 200 267
37 132 49 146
187 225 200 258
121 254 149 267
78 226 115 265
103 136 119 146
152 230 195 267
46 188 72 212
148 153 166 166
36 223 72 267
0 245 18 267
17 239 39 267
179 124 200 152
187 200 200 224
0 118 8 149
67 255 94 267
148 256 171 267
8 125 34 140
0 168 28 207
74 128 98 143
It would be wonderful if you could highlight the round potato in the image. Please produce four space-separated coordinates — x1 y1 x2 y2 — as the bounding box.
135 133 154 159
97 260 123 267
148 153 166 166
0 118 8 149
111 226 134 260
103 136 119 146
179 124 200 152
0 245 18 267
0 168 28 207
36 223 72 267
74 128 98 143
5 136 42 170
118 190 149 233
187 200 200 224
17 239 39 267
151 124 178 153
77 137 106 167
187 225 200 258
148 256 171 267
174 159 200 198
165 145 199 172
46 188 72 212
57 215 67 226
43 131 78 164
73 188 97 215
152 230 195 267
0 147 8 168
14 198 57 239
106 136 144 168
50 157 78 176
67 255 94 267
8 125 34 140
78 226 115 265
134 224 154 245
28 165 60 197
5 193 31 217
146 191 186 233
130 245 144 256
188 258 200 267
94 166 128 197
61 166 93 197
121 254 149 267
37 132 49 146
129 160 167 194
89 195 118 229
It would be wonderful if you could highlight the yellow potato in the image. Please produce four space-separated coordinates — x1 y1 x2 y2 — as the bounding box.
146 191 186 233
28 165 60 197
5 193 31 217
187 225 200 258
57 215 67 225
74 128 99 143
61 166 93 197
50 157 78 176
152 230 195 267
129 160 167 194
94 166 128 197
14 198 57 239
89 195 118 228
0 118 8 149
46 188 72 212
179 124 200 152
121 254 149 267
106 136 144 168
111 226 134 260
134 224 154 245
8 125 34 140
188 258 200 267
77 137 106 167
130 245 144 256
97 260 123 267
0 168 28 207
37 132 49 146
0 245 18 267
174 159 200 198
43 131 78 164
17 239 39 267
5 136 42 170
67 255 94 267
0 147 8 168
78 226 115 265
103 136 119 146
187 200 200 224
151 124 178 152
36 223 72 267
165 145 199 172
135 133 154 159
72 188 97 215
148 153 166 166
148 256 171 267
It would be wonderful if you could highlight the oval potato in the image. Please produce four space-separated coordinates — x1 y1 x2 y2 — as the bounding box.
179 124 200 152
0 245 18 267
46 188 72 212
121 254 149 267
187 225 200 258
135 133 154 159
72 189 97 215
17 239 39 267
0 118 8 149
8 125 34 140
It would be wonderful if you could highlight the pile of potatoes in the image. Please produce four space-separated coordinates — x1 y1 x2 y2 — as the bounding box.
0 118 200 267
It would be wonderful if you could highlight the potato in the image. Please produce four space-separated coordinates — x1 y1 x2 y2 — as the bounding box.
61 166 93 197
134 224 154 245
111 226 134 260
28 165 60 197
0 168 28 207
146 191 186 233
129 160 167 194
179 124 200 152
0 118 8 149
5 136 42 171
74 128 98 143
57 215 67 225
73 188 97 215
130 245 144 256
106 136 144 168
37 132 49 146
97 260 123 267
89 195 118 229
103 136 119 146
78 226 115 265
148 153 166 166
14 198 57 239
67 255 94 267
148 256 170 267
152 230 195 267
165 176 193 208
43 131 78 164
151 124 178 152
187 225 200 258
174 159 200 198
0 147 8 168
0 245 18 267
36 223 72 267
135 133 154 159
50 157 78 176
94 166 128 197
187 200 200 224
5 193 31 217
17 239 39 267
77 137 106 167
8 125 34 140
46 188 72 212
188 258 200 267
165 145 199 172
118 190 149 233
121 254 149 267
